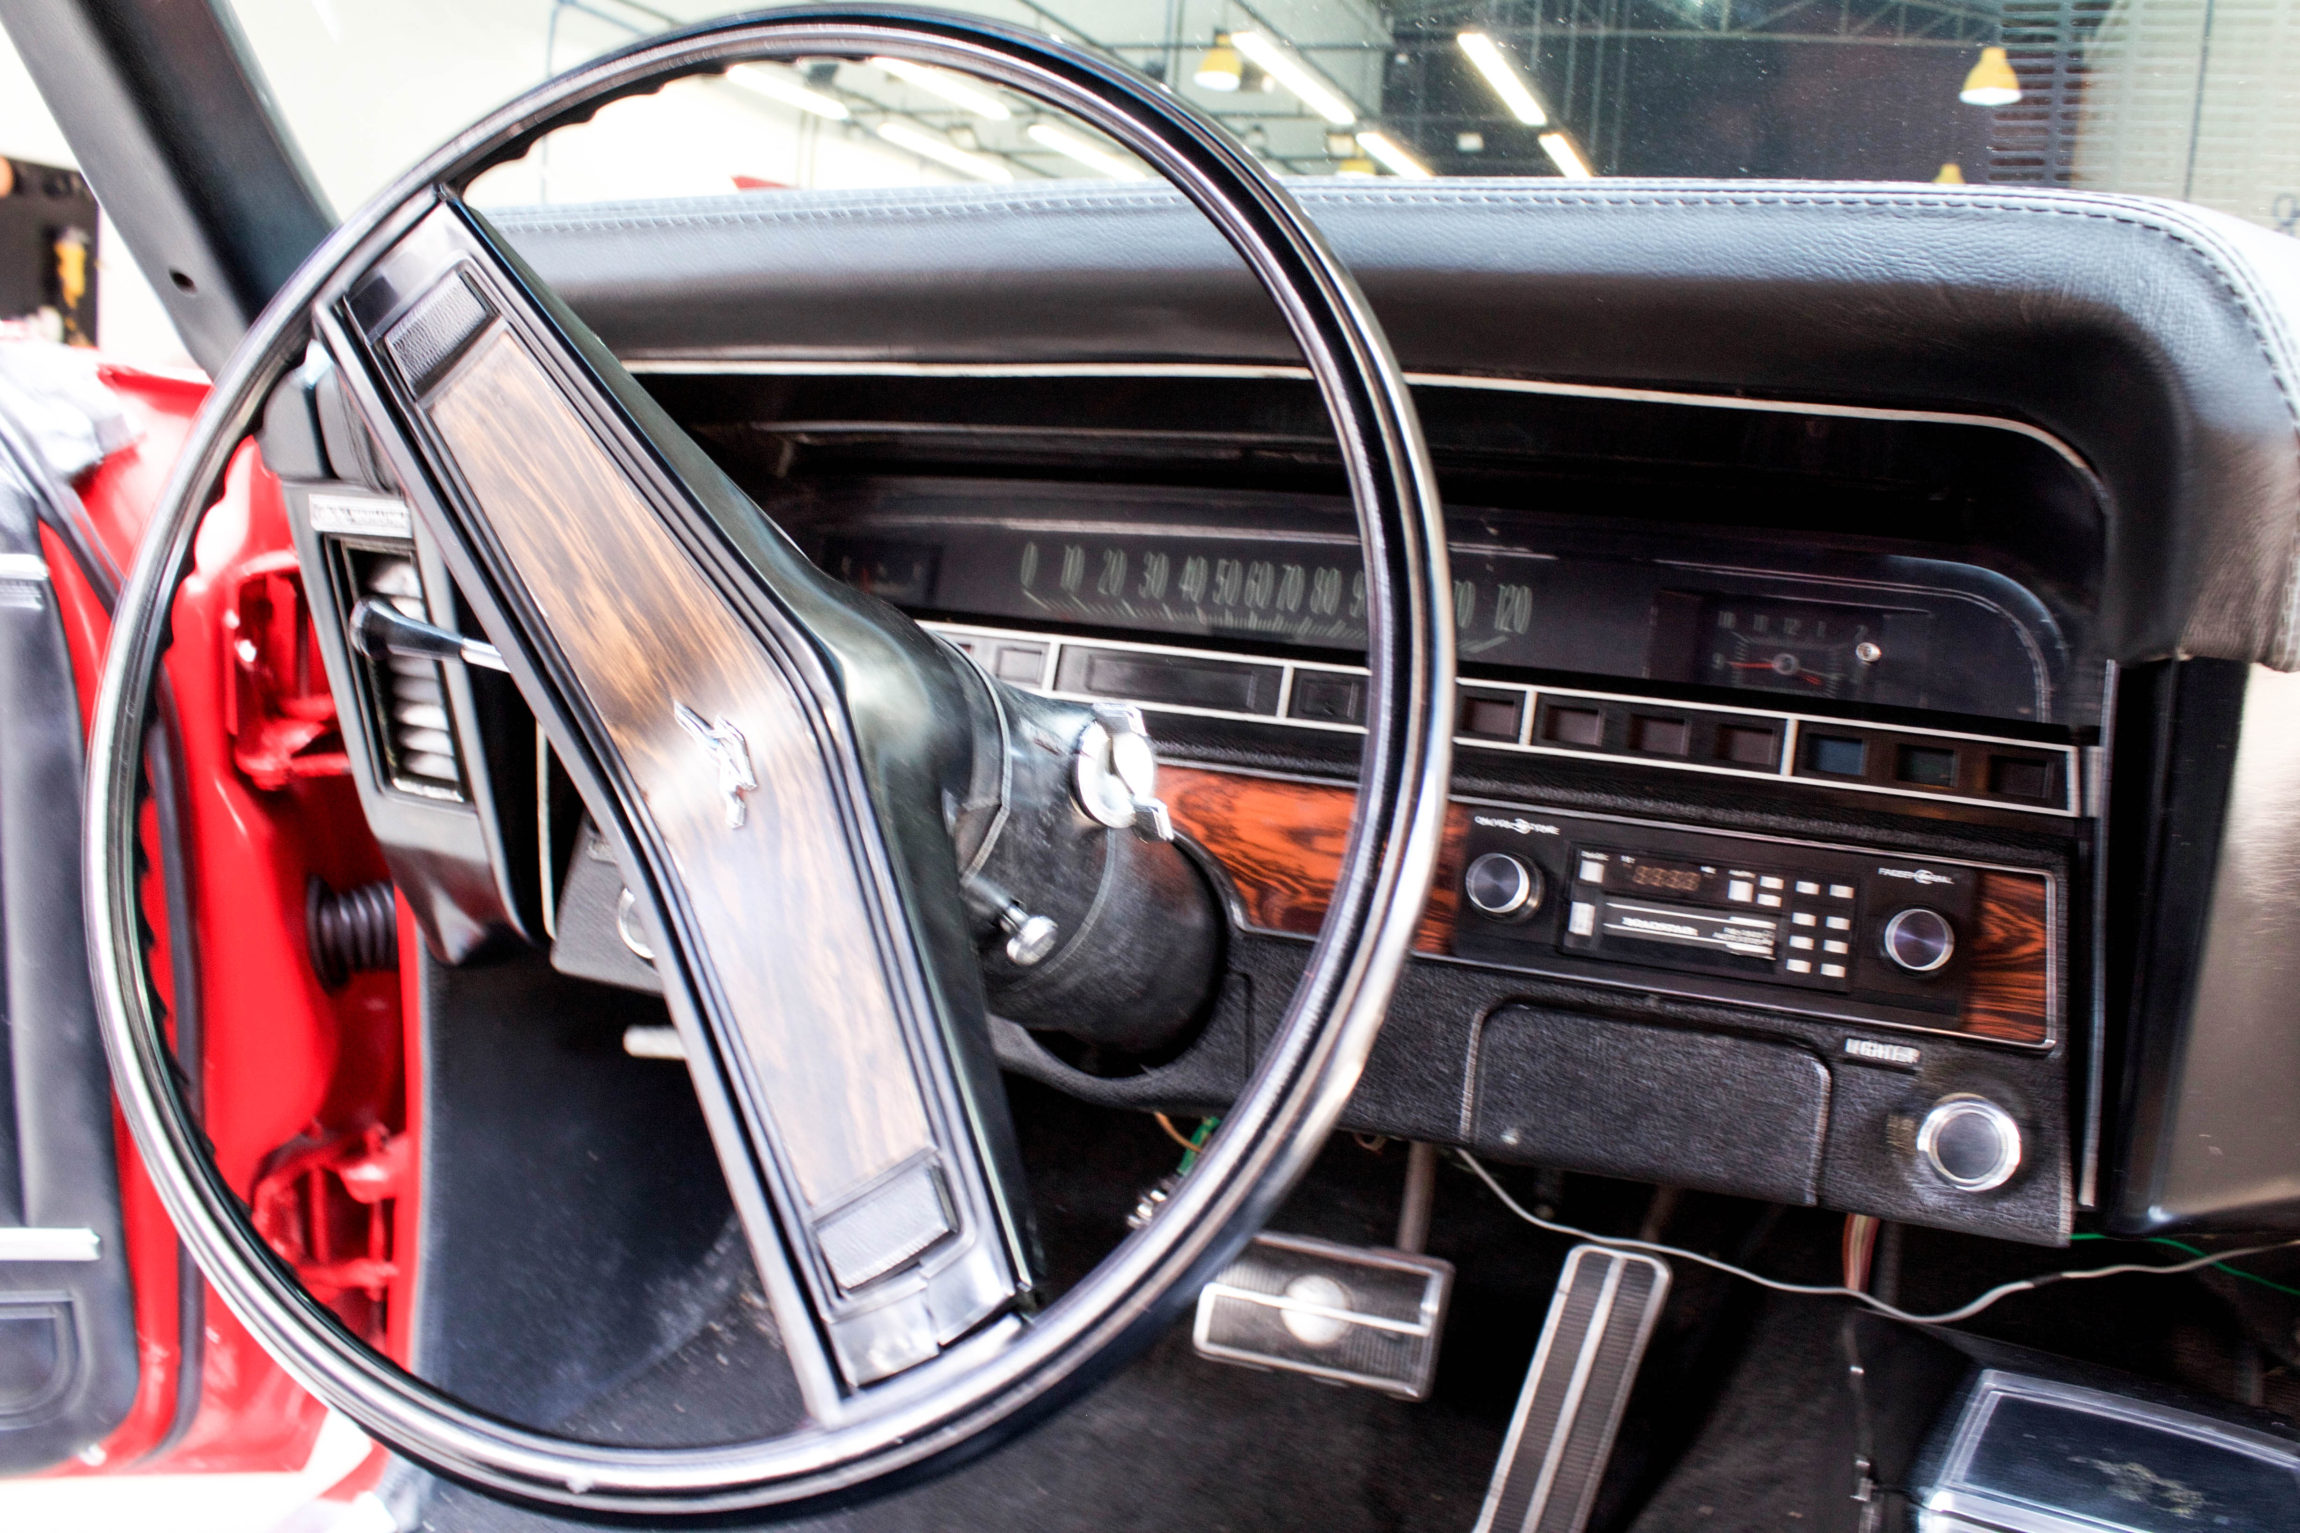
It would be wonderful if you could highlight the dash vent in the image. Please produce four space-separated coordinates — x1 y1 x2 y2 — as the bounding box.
346 549 465 799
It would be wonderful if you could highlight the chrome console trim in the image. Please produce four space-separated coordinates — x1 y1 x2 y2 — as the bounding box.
1919 1371 2300 1532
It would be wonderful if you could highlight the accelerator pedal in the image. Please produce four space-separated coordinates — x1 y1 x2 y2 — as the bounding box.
1474 1244 1672 1533
1191 1232 1453 1400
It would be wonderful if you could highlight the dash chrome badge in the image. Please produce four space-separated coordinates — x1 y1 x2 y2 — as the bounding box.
674 703 759 830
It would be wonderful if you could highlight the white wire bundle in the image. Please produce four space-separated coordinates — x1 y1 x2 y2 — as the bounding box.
1459 1152 2300 1326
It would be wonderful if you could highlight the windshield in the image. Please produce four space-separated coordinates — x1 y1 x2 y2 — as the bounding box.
206 0 2300 239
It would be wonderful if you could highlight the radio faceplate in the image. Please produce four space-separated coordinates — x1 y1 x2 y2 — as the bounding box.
1153 766 2057 1049
1453 809 2023 1042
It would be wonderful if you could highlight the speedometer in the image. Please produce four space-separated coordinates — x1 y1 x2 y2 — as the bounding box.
805 485 2049 722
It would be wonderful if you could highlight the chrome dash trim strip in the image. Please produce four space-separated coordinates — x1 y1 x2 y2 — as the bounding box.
924 620 2081 818
620 358 2101 486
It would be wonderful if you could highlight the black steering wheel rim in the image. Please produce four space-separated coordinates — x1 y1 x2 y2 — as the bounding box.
83 7 1456 1514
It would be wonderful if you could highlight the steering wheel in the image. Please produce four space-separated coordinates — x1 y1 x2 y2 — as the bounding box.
84 7 1453 1515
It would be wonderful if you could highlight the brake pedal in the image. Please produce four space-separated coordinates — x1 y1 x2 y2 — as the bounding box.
1191 1232 1453 1400
1475 1244 1672 1533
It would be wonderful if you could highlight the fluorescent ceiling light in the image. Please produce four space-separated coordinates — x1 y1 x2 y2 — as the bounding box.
870 56 1014 120
1027 122 1148 180
1355 130 1432 179
1457 32 1547 126
727 64 850 121
1231 31 1357 125
1540 131 1593 179
876 120 1016 182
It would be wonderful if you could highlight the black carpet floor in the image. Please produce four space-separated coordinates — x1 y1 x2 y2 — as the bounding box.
380 963 2300 1531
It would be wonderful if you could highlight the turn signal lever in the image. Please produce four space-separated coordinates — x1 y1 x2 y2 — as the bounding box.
349 596 508 673
945 651 1220 1056
358 592 1222 1054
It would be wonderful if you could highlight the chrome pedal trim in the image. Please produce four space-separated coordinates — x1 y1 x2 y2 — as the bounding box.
1475 1244 1672 1533
1191 1232 1453 1400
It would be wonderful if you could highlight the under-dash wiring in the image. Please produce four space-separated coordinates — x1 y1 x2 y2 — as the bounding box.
1460 1151 2300 1327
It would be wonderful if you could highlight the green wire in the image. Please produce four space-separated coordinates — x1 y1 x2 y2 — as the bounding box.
2070 1232 2300 1298
1178 1116 1218 1175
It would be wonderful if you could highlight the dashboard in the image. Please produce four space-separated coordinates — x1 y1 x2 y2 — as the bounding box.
283 364 2095 1251
285 370 2094 1249
271 179 2300 1257
726 423 2091 1246
654 355 2101 1254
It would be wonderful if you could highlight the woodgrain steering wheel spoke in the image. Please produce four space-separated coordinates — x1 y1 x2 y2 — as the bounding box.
322 201 1036 1403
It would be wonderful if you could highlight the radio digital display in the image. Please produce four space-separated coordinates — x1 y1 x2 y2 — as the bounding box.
1628 861 1705 895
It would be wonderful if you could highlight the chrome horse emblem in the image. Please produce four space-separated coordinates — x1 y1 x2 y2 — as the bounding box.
674 703 759 830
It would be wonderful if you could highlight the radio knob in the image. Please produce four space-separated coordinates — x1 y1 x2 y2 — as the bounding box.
1465 852 1543 920
1918 1096 2022 1192
1882 907 1956 973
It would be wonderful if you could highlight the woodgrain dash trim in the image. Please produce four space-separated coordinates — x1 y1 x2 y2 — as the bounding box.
1963 870 2052 1045
1161 764 2052 1046
428 327 933 1209
1161 766 1462 954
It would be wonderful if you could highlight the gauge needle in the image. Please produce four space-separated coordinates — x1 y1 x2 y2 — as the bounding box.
1727 659 1828 686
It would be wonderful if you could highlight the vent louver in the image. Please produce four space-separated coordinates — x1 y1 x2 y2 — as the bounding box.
355 552 464 798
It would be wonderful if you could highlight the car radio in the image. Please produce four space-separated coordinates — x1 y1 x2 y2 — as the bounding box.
1447 806 2046 1045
